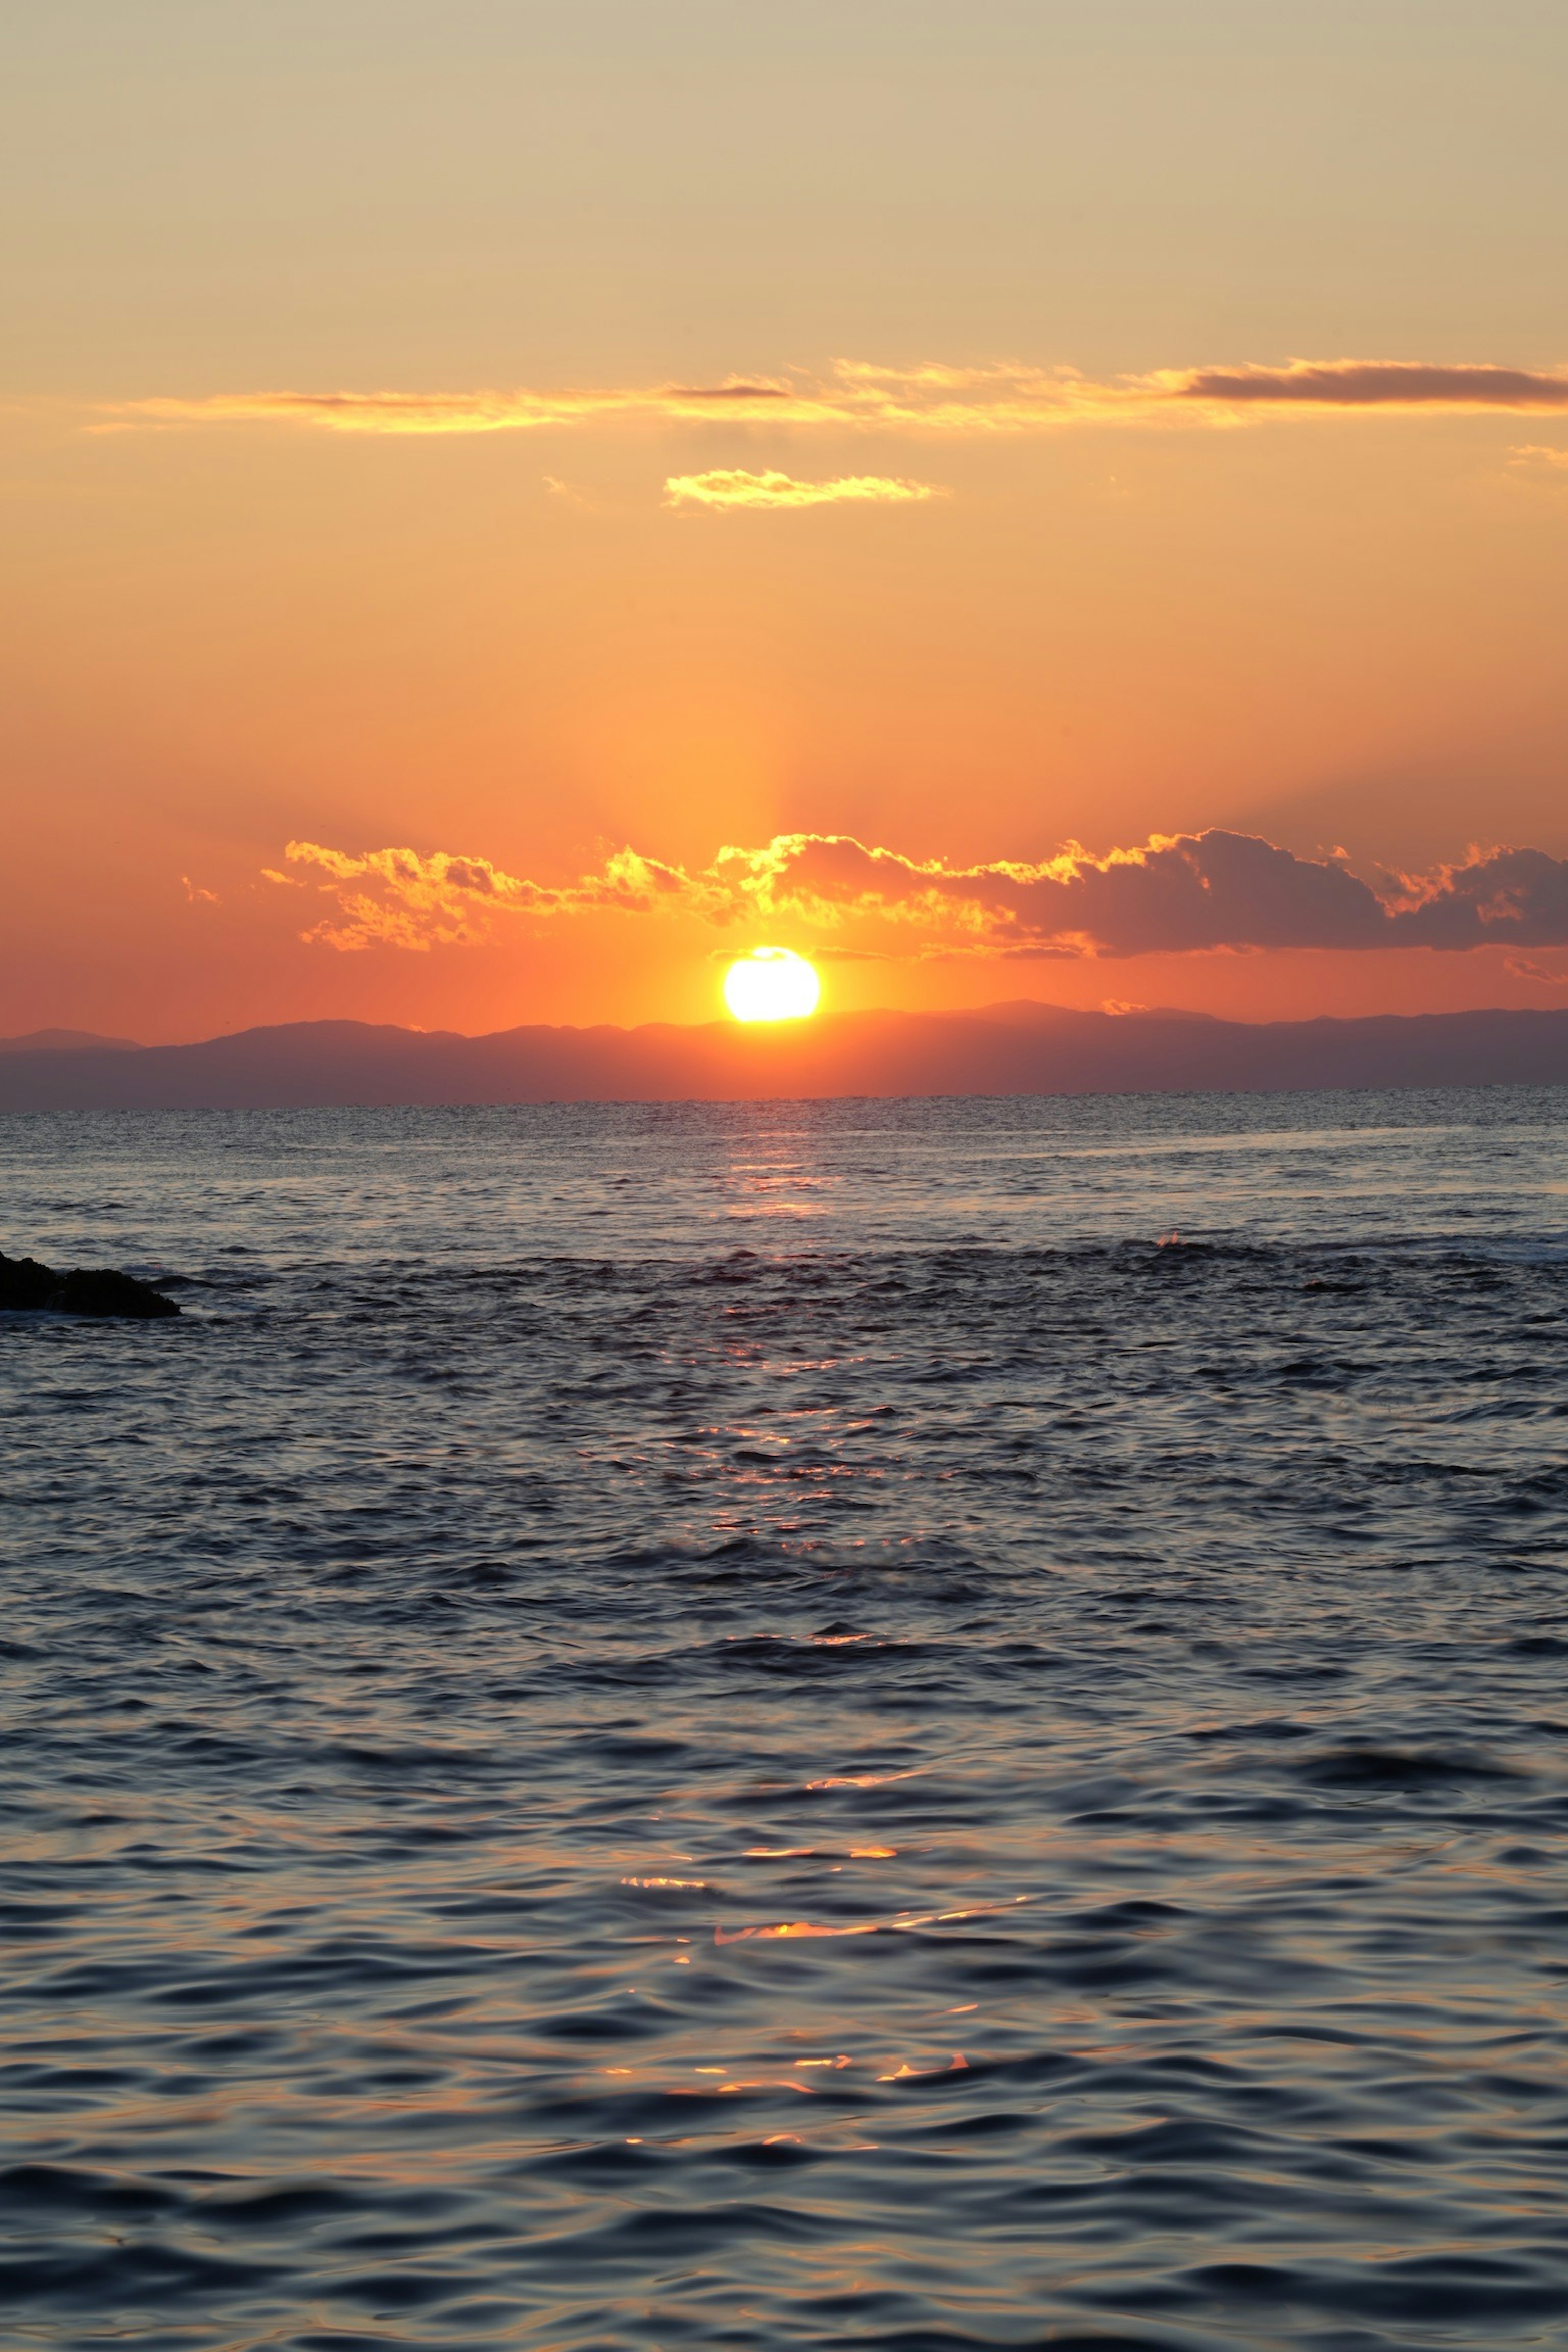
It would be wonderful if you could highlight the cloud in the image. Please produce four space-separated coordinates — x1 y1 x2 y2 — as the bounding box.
109 377 851 437
734 831 1568 957
719 830 1389 952
277 839 723 951
1174 361 1568 409
1379 846 1568 951
273 829 1568 961
108 356 1568 440
1509 443 1568 474
664 468 942 509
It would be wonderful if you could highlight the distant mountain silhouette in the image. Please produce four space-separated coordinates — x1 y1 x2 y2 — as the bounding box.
0 1028 140 1055
4 1001 1568 1109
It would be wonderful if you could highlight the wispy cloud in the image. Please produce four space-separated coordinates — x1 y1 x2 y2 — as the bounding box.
272 830 1568 960
109 356 1568 441
110 377 843 437
664 468 942 510
1509 443 1568 474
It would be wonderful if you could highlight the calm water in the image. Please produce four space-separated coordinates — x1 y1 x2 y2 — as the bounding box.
4 1088 1568 2352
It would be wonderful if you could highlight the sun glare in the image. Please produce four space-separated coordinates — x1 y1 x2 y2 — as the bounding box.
723 947 821 1023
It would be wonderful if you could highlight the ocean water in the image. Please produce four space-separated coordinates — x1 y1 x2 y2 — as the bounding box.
4 1087 1568 2352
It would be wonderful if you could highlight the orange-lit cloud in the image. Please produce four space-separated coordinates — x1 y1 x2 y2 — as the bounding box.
729 832 1568 954
277 830 1568 960
664 468 942 509
109 378 841 436
280 839 723 951
109 357 1568 439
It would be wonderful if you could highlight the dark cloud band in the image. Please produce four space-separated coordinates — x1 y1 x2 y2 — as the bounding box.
747 831 1568 956
1178 363 1568 408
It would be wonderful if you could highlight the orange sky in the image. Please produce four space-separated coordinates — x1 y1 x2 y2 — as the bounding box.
5 0 1568 1042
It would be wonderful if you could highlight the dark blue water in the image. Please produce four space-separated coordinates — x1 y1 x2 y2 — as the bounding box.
4 1089 1568 2350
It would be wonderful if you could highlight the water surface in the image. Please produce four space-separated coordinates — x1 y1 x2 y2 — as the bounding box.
4 1089 1568 2349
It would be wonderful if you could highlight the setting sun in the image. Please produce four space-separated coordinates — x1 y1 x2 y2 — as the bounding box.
722 947 821 1023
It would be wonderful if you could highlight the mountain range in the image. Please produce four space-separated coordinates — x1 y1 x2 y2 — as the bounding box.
4 1002 1568 1110
0 1028 140 1055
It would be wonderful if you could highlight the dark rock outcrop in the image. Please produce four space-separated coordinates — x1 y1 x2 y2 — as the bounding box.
0 1252 180 1318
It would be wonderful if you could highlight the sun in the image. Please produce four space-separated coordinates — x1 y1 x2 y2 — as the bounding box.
723 947 821 1023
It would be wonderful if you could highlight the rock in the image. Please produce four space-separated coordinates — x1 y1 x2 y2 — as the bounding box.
52 1267 182 1318
0 1250 180 1318
0 1254 58 1310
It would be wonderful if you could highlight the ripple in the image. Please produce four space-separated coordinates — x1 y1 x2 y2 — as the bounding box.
5 1092 1568 2345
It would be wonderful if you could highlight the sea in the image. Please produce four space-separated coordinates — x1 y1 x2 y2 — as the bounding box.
4 1087 1568 2352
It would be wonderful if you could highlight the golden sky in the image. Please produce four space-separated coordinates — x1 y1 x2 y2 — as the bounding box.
6 0 1568 1040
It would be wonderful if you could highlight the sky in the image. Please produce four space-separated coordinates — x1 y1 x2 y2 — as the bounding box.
5 0 1568 1042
